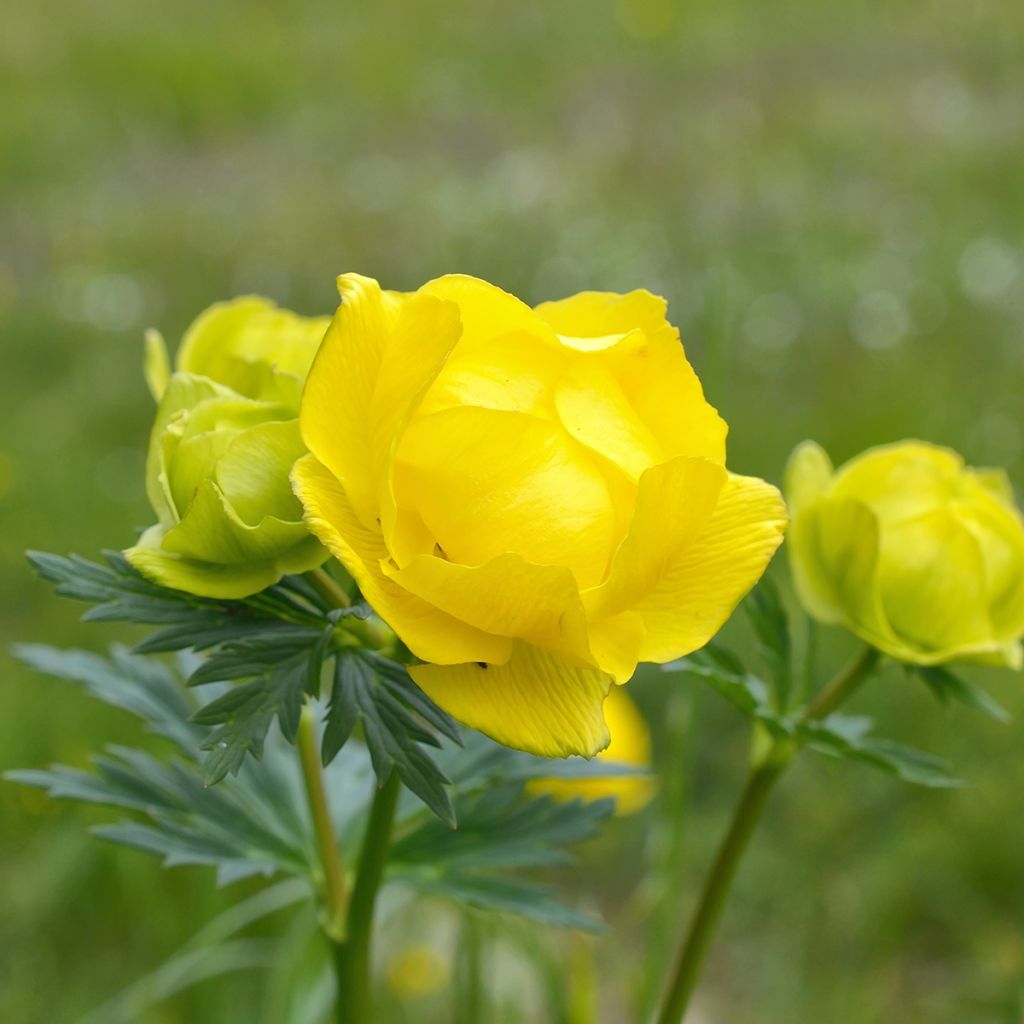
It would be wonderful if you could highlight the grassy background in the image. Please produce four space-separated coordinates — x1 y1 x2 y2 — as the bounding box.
3 0 1024 1020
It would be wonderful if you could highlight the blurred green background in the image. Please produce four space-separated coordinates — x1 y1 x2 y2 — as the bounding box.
3 0 1024 1021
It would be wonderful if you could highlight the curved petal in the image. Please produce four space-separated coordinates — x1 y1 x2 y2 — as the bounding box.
409 641 613 758
878 511 993 656
125 525 281 599
831 441 963 522
584 456 728 620
534 289 678 349
420 274 557 353
585 610 645 683
162 479 311 564
394 407 618 589
382 553 592 662
535 290 727 464
527 685 655 815
144 329 170 402
784 440 834 515
299 274 404 526
292 454 511 666
214 420 307 525
632 473 788 662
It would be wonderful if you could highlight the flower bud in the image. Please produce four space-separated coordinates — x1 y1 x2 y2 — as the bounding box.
126 299 329 598
786 440 1024 668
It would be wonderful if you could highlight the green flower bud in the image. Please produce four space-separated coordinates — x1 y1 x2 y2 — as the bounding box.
786 439 1024 668
126 299 329 598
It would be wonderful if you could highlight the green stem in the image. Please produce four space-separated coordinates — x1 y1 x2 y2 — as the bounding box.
333 771 402 1021
297 705 348 941
654 746 788 1024
307 566 352 608
653 645 881 1024
801 645 880 722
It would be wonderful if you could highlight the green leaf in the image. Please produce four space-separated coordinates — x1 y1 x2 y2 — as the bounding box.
391 786 613 871
663 646 791 736
193 655 312 784
10 647 622 936
914 665 1011 723
799 714 965 788
327 649 457 826
11 643 199 753
743 576 793 711
400 873 603 932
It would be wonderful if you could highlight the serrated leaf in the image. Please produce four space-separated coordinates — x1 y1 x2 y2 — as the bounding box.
325 650 455 825
915 665 1011 723
391 787 613 871
194 656 311 784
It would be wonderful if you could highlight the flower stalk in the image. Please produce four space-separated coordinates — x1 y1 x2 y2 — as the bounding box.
333 771 401 1021
654 645 881 1024
297 704 349 941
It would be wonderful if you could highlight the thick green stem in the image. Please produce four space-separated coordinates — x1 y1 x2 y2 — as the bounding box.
654 645 881 1024
333 771 401 1021
297 705 348 941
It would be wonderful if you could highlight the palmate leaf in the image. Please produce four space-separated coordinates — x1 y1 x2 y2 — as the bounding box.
324 648 462 826
26 552 459 819
8 647 626 935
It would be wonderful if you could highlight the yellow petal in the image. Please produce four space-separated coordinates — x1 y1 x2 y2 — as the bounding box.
371 292 463 560
382 553 592 662
300 274 404 527
554 351 662 480
586 611 646 683
585 456 728 620
409 642 613 758
420 274 557 353
292 454 511 666
416 329 561 421
535 290 727 464
527 685 655 814
394 407 617 589
632 472 788 662
534 289 678 349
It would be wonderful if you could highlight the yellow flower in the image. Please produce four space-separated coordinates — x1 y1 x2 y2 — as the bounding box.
125 298 330 598
528 686 655 814
293 273 788 757
786 440 1024 668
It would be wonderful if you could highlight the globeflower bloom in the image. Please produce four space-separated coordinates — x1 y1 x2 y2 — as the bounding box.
294 273 787 757
786 440 1024 668
126 298 330 598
